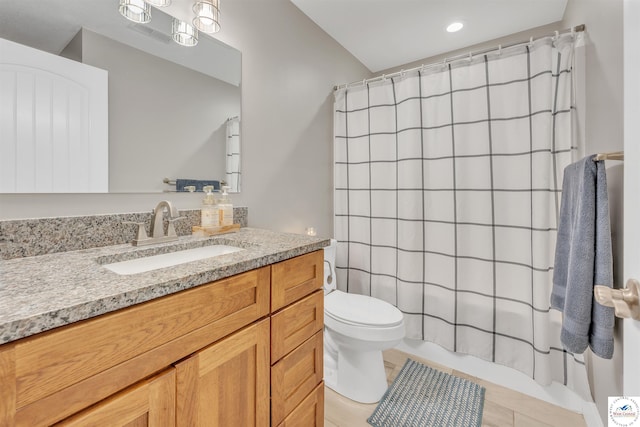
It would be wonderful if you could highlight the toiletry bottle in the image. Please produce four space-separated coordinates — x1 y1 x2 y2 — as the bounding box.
201 185 219 228
218 186 234 226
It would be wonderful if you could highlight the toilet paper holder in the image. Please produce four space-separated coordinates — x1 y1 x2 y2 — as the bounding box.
594 279 640 321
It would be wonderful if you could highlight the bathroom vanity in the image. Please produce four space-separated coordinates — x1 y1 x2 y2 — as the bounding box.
0 228 327 426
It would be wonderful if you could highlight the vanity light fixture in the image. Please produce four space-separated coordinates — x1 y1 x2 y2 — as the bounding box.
172 18 199 47
446 22 464 33
119 0 151 23
119 0 214 47
193 0 221 33
145 0 171 6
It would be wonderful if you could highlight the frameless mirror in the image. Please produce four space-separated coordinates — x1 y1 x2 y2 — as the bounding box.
0 0 241 193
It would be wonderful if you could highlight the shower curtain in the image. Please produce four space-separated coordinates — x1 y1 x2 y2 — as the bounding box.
334 33 590 398
226 116 241 193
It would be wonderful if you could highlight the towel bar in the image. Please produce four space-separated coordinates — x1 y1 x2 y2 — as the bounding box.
594 279 640 320
593 151 624 161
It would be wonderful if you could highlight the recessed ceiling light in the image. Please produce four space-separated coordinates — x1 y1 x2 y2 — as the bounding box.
447 22 464 33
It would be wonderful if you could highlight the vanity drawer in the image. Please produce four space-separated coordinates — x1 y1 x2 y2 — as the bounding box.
271 290 323 363
271 251 323 312
277 382 324 427
271 331 323 426
8 266 270 426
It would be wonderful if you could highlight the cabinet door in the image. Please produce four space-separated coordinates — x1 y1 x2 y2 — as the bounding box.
0 38 108 193
55 369 175 427
175 319 270 427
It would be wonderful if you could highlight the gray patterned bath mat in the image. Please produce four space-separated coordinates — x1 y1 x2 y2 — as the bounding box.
367 359 485 427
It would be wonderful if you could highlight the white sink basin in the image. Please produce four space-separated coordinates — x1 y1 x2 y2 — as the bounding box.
103 245 243 275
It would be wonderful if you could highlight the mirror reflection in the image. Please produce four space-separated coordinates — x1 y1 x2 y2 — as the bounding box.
0 0 241 193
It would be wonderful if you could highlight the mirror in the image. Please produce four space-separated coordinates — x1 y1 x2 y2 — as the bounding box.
0 0 241 193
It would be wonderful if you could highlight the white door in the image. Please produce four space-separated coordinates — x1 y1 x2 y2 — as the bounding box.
623 0 640 396
0 38 108 193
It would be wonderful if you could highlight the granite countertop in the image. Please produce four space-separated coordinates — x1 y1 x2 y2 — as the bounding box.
0 228 330 345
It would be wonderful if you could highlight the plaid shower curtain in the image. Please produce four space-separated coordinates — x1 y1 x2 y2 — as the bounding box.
334 33 590 398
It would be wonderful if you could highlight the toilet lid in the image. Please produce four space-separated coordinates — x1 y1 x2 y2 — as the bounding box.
325 291 404 327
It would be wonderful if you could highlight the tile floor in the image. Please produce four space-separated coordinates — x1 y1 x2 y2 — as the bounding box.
324 348 588 427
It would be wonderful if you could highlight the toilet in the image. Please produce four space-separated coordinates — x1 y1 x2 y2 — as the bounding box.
323 239 405 403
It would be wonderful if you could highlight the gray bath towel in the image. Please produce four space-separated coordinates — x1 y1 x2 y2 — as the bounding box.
551 155 614 359
175 179 220 192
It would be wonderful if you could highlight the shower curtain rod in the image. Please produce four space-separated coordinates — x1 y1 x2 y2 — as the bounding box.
334 24 585 91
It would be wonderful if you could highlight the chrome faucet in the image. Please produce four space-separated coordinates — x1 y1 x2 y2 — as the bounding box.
125 200 184 246
150 200 179 238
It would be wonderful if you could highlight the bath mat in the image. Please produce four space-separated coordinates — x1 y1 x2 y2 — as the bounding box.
367 359 485 427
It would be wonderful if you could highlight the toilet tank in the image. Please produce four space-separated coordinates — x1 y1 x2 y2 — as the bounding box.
323 239 338 293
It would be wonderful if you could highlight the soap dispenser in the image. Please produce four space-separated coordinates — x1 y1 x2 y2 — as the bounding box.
218 186 234 226
201 185 219 228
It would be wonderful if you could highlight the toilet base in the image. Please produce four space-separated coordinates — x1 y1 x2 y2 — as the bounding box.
325 347 389 404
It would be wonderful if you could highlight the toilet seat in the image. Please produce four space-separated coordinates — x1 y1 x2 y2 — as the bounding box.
325 291 403 328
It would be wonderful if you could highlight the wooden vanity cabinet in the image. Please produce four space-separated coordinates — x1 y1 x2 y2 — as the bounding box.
270 251 325 427
0 266 270 426
0 249 324 427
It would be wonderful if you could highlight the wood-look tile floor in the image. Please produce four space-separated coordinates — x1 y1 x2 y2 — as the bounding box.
324 349 587 427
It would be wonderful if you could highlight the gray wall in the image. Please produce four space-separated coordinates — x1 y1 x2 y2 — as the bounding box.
212 0 372 235
0 0 371 239
562 1 624 424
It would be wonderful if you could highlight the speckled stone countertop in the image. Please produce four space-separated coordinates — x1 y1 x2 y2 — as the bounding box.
0 228 329 345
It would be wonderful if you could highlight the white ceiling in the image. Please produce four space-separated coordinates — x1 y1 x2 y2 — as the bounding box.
290 0 568 72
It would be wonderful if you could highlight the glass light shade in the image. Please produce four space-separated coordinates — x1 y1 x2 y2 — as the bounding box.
119 0 151 23
193 0 221 33
172 19 199 47
145 0 171 6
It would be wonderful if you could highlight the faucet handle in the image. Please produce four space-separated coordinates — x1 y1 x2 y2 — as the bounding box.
123 221 150 242
167 217 186 237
